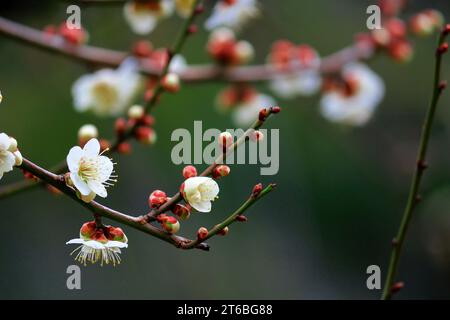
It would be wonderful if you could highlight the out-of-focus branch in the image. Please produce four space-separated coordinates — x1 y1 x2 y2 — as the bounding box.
0 16 373 83
381 25 449 300
0 1 204 200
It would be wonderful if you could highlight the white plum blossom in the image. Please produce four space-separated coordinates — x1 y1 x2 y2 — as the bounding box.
66 222 128 266
0 133 22 181
232 93 276 127
123 0 174 35
320 63 385 126
205 0 259 31
66 138 116 200
182 177 219 213
72 58 141 116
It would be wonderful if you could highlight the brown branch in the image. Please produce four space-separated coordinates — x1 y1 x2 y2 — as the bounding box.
18 157 210 251
0 16 374 83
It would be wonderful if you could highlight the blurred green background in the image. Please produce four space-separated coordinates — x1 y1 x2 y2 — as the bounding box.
1 0 450 299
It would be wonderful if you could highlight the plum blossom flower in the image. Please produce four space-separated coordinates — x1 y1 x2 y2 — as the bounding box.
319 63 385 126
268 41 322 98
66 221 128 266
181 177 219 213
123 0 174 35
0 133 22 181
72 58 141 116
66 138 116 200
205 0 259 31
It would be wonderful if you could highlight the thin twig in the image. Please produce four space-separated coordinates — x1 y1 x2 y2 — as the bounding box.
181 183 276 249
381 27 449 300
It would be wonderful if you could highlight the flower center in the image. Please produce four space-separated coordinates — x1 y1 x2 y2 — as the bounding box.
78 157 100 182
91 82 119 110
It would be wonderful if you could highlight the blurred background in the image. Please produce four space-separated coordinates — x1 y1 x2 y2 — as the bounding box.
0 0 450 299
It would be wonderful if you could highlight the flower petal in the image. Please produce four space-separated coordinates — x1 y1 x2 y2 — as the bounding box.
87 180 107 198
71 172 92 196
191 200 212 213
83 138 100 157
66 146 83 172
0 133 11 151
105 241 128 248
66 238 85 245
83 240 106 249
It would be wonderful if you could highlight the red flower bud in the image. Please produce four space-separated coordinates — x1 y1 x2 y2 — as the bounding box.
389 40 413 63
172 204 191 220
258 108 269 121
99 139 111 152
135 127 157 145
182 165 197 179
213 165 230 178
390 282 404 294
216 225 229 236
270 106 281 114
188 24 198 34
157 214 180 234
197 227 208 240
252 183 263 197
132 40 153 57
115 118 127 136
59 23 88 45
149 190 168 208
161 73 180 93
117 142 132 155
236 215 248 222
438 42 449 55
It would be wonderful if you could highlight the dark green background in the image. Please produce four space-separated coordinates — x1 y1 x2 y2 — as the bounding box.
1 0 450 299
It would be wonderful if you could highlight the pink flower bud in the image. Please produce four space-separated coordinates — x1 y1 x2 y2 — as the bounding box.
132 40 153 58
197 227 208 240
252 183 263 197
258 108 269 121
213 165 230 178
117 142 132 155
148 190 168 208
78 124 98 146
216 225 229 236
218 132 233 148
158 214 180 234
172 204 191 220
388 40 413 63
236 215 248 222
182 165 197 179
115 118 127 136
161 73 180 93
135 127 157 145
59 23 88 45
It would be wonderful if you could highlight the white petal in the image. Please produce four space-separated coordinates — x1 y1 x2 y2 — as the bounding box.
0 133 11 151
66 238 85 245
184 177 211 194
83 138 100 157
105 241 128 248
0 151 16 174
96 156 114 182
199 179 219 201
87 180 107 198
123 2 159 35
66 146 83 173
70 172 92 196
191 200 212 213
83 240 106 249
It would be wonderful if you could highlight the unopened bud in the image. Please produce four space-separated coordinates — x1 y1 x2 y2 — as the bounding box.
389 40 413 63
390 282 404 294
213 165 230 178
161 73 180 93
236 215 248 222
270 106 281 114
172 204 191 220
148 190 168 208
188 24 198 34
158 214 180 234
182 165 197 179
128 105 145 119
252 183 263 197
99 139 110 152
197 227 208 240
117 142 132 155
78 124 98 144
235 41 254 64
132 40 153 57
438 42 449 54
135 127 157 145
115 118 127 136
258 108 269 121
216 225 229 236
